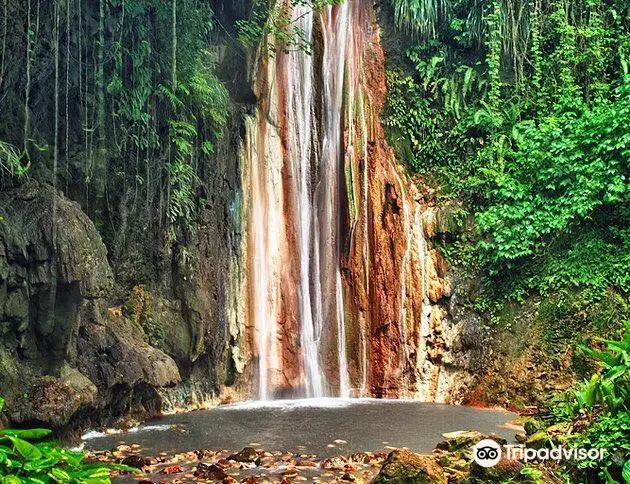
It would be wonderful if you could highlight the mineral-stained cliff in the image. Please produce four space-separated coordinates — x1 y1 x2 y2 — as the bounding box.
0 0 487 433
232 0 486 401
0 185 179 429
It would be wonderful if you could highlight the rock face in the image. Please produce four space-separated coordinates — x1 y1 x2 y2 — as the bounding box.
373 449 447 484
0 185 180 429
337 4 482 401
0 0 486 430
436 431 486 452
234 0 484 400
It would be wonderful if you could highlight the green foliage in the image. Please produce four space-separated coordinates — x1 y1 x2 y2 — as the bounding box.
540 324 630 482
0 141 29 179
534 288 627 359
475 79 629 266
385 0 628 316
0 398 137 483
577 321 630 412
566 410 630 483
529 231 629 299
167 161 197 227
104 0 230 231
157 72 228 230
390 0 449 40
237 0 343 56
550 321 629 418
520 466 543 483
383 49 486 183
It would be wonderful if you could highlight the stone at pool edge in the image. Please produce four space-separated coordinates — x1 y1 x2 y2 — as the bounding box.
120 454 149 469
435 430 485 452
228 447 262 465
195 462 228 480
372 449 447 484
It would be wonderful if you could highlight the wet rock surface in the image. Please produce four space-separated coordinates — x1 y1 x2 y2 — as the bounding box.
229 447 262 465
0 183 231 432
92 425 547 483
372 449 447 484
435 431 485 452
94 444 387 483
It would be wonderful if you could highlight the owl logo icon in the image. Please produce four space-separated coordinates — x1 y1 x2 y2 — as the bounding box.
473 439 502 467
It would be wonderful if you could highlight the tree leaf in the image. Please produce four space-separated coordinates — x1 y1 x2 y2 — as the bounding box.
1 429 52 440
622 459 630 484
8 436 43 461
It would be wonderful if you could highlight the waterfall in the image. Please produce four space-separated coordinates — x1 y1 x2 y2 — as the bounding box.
247 113 281 401
248 2 352 399
285 4 324 398
243 0 459 402
318 3 352 398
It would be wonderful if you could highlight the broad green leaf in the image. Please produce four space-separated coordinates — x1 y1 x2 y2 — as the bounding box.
2 475 22 484
22 478 49 484
8 436 42 461
48 467 71 483
603 365 626 381
5 457 23 469
23 456 61 472
622 459 630 484
58 449 85 468
1 429 52 440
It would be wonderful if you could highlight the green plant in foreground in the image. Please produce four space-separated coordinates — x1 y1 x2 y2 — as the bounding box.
546 322 630 482
552 321 629 420
520 466 543 483
568 410 630 484
576 320 630 413
0 398 137 483
0 141 29 178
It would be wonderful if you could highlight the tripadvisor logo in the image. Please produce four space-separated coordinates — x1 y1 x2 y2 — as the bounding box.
473 439 606 467
473 439 502 467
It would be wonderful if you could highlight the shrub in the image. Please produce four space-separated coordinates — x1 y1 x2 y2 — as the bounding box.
0 398 137 483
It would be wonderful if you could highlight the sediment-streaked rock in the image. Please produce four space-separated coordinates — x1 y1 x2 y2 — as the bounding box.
373 449 447 484
0 184 181 430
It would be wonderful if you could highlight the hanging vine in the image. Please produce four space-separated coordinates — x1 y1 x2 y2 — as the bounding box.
1 0 228 232
0 0 7 91
23 0 32 159
65 0 70 192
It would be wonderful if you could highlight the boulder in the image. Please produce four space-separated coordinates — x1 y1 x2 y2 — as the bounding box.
195 462 227 480
0 184 113 369
373 449 447 484
0 184 181 430
321 455 347 470
523 422 569 450
523 418 542 435
121 455 149 469
9 365 97 427
229 447 261 465
525 430 551 449
466 457 523 483
436 430 485 452
349 452 371 464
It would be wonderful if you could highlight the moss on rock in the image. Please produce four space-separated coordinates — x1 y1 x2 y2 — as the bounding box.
373 449 447 484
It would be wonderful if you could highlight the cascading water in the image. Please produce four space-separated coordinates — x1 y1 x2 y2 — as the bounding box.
242 0 467 402
319 3 352 398
247 2 352 399
285 4 324 398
